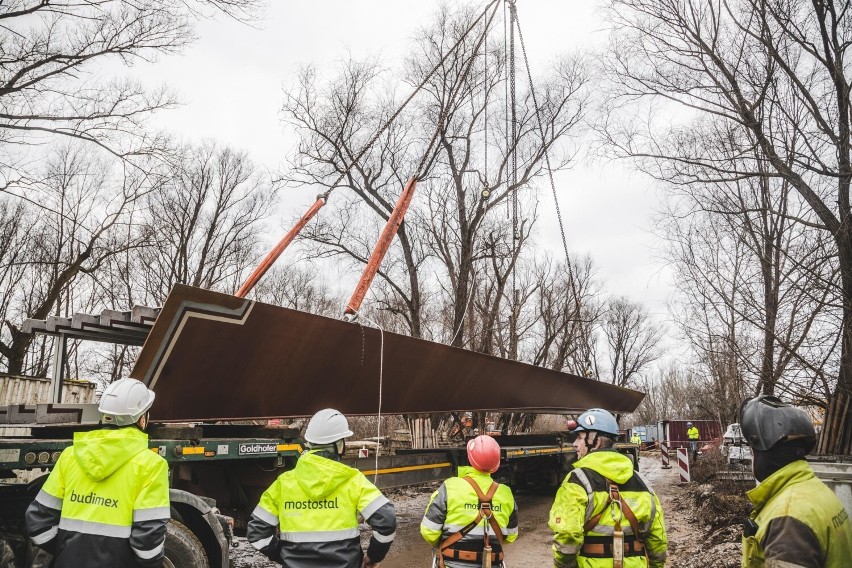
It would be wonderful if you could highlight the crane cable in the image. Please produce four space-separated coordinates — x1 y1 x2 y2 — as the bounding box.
508 0 519 312
510 2 586 324
358 0 502 467
329 0 501 193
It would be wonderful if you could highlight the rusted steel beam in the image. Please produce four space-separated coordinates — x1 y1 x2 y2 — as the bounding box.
131 284 645 422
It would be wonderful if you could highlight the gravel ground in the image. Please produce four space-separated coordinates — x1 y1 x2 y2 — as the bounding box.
641 453 745 568
230 455 746 567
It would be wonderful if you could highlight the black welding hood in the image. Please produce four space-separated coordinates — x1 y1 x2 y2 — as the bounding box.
740 395 816 452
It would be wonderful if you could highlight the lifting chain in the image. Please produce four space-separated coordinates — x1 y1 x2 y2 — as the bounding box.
513 3 587 323
508 0 518 302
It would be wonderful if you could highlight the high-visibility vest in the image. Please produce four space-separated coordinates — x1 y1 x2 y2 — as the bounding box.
421 466 518 564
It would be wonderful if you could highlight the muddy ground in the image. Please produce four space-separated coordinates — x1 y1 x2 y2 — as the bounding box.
231 453 749 567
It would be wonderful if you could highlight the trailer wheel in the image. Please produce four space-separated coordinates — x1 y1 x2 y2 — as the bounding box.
164 519 209 568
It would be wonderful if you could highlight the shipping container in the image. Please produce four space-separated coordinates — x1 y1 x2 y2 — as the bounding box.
0 375 97 438
0 374 97 406
630 423 663 444
660 419 723 450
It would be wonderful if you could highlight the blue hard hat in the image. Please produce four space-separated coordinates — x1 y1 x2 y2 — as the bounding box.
573 408 619 436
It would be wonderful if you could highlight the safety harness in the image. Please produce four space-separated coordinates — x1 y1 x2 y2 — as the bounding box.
438 477 505 568
581 479 646 568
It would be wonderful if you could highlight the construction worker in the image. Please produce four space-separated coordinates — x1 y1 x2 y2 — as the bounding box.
630 431 642 446
549 408 667 568
25 378 170 567
686 421 700 461
247 408 396 567
740 396 852 567
421 435 518 567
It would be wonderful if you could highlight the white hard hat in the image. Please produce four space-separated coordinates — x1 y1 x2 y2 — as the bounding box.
304 408 353 445
98 378 156 427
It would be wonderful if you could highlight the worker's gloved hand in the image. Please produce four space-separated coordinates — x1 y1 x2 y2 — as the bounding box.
264 541 283 563
361 556 380 568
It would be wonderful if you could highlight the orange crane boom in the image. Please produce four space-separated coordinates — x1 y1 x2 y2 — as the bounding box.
344 176 418 318
234 194 327 298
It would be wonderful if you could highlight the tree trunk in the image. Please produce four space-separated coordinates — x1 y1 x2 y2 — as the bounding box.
396 225 422 338
819 225 852 454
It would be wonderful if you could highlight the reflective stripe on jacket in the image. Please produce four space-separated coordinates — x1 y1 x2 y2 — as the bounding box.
549 449 667 568
420 466 518 567
25 427 170 568
742 460 852 568
687 427 699 440
247 450 396 568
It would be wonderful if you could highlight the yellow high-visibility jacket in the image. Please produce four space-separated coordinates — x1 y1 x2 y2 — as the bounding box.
247 450 396 568
25 427 170 568
743 460 852 567
549 449 667 568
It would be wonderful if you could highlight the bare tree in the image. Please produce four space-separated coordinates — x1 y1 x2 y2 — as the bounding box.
603 0 852 453
137 143 277 304
412 7 588 349
600 297 662 388
280 4 589 347
531 255 604 376
252 265 341 317
0 0 267 381
0 0 263 162
0 144 152 374
280 59 429 336
630 365 718 426
660 165 837 403
0 198 40 371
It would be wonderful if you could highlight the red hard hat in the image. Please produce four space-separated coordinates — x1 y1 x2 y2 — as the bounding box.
467 435 501 473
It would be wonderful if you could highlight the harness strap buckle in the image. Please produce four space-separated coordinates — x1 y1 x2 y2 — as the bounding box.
613 529 624 568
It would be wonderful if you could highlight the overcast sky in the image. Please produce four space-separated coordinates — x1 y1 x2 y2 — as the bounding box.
134 0 676 348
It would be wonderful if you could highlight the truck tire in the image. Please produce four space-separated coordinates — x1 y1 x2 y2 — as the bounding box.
164 519 209 568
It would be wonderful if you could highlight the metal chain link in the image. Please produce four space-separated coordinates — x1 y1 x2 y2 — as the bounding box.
513 3 586 323
483 20 489 191
508 0 518 301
